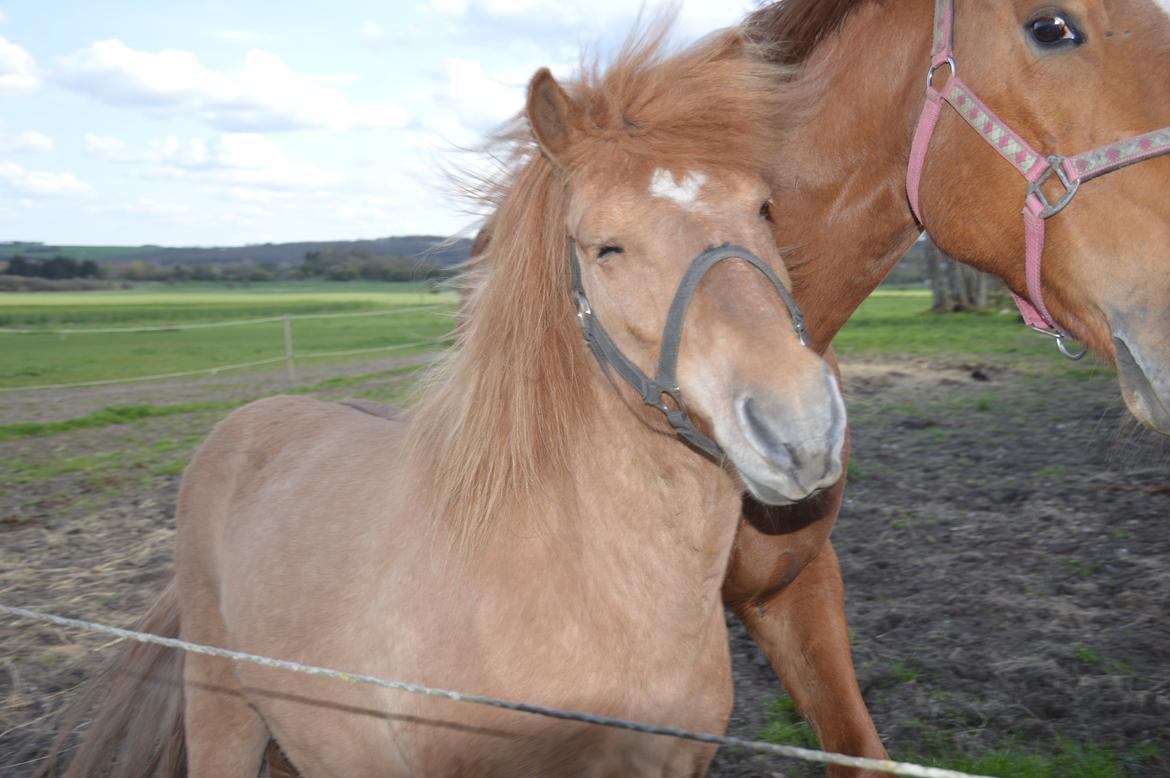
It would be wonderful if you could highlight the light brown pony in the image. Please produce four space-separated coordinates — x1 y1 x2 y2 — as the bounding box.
687 2 1170 776
49 29 849 777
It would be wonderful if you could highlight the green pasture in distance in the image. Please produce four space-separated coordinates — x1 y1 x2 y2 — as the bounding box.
0 292 458 389
0 281 455 327
833 290 1104 371
0 286 1105 390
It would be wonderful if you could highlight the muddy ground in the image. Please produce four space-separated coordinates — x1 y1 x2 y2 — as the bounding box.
1 355 1167 776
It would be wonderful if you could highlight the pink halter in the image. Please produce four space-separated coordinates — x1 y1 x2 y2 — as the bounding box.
906 0 1170 359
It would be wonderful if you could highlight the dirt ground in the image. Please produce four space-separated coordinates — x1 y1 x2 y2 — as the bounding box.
1 355 1167 776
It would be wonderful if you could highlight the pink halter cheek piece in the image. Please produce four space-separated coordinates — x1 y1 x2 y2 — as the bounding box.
906 0 1170 360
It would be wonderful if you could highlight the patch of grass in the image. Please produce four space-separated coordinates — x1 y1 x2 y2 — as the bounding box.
1103 656 1136 676
152 460 188 477
846 461 864 481
759 693 819 751
901 738 1162 778
34 653 62 669
1071 643 1102 666
890 659 921 683
0 362 433 442
0 402 236 441
1061 556 1098 577
891 513 917 529
974 395 994 412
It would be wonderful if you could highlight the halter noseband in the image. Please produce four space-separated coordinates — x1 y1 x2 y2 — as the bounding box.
569 241 810 461
907 0 1170 360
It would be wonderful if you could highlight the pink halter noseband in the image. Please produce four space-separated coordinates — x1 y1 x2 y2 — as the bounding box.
906 0 1170 359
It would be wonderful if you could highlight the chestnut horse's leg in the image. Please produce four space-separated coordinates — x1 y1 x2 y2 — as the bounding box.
728 537 889 777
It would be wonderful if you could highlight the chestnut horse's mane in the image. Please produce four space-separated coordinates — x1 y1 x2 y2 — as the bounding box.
406 21 795 552
746 0 879 65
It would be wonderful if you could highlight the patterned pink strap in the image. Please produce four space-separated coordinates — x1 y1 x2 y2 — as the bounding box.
1068 127 1170 182
930 0 953 59
942 79 1044 176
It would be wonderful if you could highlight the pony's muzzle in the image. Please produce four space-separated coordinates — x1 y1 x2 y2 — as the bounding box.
729 369 846 504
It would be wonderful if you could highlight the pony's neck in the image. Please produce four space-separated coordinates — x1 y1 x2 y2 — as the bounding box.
773 0 931 349
480 364 743 632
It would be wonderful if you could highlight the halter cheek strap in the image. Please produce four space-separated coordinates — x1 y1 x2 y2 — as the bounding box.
569 241 810 461
907 0 1170 360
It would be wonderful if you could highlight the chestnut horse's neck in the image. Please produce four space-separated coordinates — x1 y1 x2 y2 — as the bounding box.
770 0 931 348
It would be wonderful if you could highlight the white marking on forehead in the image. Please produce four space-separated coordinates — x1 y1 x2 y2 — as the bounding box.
1153 0 1170 21
649 168 707 210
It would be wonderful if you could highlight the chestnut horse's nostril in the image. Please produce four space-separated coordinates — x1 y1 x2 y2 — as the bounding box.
738 396 801 469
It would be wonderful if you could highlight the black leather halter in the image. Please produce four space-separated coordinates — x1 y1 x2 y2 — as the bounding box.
569 241 810 461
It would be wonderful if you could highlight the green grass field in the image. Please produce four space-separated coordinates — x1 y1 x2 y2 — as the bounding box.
0 282 458 388
0 284 1104 390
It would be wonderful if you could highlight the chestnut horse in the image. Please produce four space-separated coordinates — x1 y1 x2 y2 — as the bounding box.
49 30 849 777
701 1 1170 776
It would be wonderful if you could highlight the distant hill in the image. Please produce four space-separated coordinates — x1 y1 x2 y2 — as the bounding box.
0 236 473 267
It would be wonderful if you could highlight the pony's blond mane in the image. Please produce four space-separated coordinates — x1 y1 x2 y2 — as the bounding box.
406 22 797 552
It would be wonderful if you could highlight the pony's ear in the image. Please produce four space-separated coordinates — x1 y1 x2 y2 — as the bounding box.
710 29 747 60
527 68 580 164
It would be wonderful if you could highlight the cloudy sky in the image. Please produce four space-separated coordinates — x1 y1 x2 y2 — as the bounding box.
0 1 756 247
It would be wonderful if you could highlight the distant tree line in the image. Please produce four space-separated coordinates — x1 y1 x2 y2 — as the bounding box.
301 248 454 282
2 255 101 279
1 250 457 287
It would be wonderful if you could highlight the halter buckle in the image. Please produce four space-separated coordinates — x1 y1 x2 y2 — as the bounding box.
573 291 592 320
1028 324 1087 361
927 56 956 90
1027 156 1081 218
653 386 685 416
793 319 812 348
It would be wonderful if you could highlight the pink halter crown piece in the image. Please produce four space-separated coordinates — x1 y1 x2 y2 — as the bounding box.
906 0 1170 359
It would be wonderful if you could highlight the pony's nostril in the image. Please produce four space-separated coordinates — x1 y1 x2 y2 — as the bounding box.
738 396 800 468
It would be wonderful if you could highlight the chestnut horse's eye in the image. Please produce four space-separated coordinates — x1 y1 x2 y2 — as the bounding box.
597 245 624 260
1027 12 1084 47
759 200 774 223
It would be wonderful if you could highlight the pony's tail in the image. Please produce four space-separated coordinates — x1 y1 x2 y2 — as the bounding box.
38 579 187 778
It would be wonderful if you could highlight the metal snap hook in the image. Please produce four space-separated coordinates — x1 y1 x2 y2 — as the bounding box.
1029 324 1087 360
1056 334 1087 361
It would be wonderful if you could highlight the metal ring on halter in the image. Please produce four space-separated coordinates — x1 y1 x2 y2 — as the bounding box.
1029 324 1088 360
1027 155 1081 219
927 56 956 90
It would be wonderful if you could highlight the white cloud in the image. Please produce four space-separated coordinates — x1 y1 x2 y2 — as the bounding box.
425 0 755 47
361 21 386 45
85 134 126 157
56 40 407 132
212 29 271 44
0 123 53 152
86 132 339 192
0 35 39 95
443 57 526 129
87 197 192 218
0 161 90 197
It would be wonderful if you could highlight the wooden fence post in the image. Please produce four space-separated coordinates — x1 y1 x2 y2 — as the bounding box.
283 314 296 383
